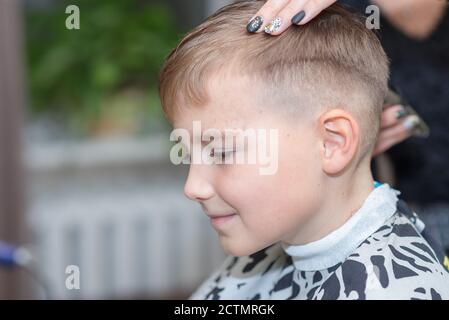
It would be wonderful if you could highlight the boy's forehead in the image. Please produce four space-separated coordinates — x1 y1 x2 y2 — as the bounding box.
206 71 257 107
172 107 248 133
172 73 261 128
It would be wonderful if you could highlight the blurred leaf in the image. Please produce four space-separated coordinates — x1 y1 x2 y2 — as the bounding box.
25 0 180 136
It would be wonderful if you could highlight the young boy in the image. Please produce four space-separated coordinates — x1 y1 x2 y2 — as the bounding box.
158 0 449 299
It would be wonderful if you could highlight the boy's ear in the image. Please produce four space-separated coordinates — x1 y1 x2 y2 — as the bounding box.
318 109 360 175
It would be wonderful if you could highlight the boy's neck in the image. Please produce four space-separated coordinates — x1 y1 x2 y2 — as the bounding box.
284 161 375 246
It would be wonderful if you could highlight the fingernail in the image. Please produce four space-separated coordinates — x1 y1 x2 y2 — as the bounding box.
264 17 282 34
291 10 306 25
396 106 409 119
403 115 420 131
247 16 263 33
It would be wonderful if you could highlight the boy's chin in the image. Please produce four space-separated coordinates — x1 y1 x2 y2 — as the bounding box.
220 237 275 257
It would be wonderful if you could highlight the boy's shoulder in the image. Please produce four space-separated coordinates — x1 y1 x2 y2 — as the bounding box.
189 243 288 300
315 208 449 299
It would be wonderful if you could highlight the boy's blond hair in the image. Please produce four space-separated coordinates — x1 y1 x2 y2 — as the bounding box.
159 0 389 156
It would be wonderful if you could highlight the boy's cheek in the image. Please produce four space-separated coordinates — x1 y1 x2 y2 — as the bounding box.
221 174 279 204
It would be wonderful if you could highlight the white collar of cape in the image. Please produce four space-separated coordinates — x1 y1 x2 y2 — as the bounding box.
281 183 400 271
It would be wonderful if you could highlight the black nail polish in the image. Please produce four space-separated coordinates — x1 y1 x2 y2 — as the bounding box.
291 11 306 25
247 16 263 33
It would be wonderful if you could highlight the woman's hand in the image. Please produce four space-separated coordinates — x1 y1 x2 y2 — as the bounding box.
372 104 420 156
247 0 337 35
247 0 446 39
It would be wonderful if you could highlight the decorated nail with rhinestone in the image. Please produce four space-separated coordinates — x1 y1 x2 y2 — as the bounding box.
264 17 282 34
247 16 263 33
403 115 420 131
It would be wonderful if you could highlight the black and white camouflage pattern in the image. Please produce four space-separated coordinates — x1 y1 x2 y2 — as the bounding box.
190 207 449 300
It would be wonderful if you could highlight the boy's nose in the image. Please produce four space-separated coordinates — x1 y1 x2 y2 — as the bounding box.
184 165 215 202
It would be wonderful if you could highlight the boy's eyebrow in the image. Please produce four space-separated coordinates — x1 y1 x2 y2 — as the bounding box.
174 126 249 146
199 128 248 145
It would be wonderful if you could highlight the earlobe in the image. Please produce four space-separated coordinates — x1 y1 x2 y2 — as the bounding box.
319 109 360 175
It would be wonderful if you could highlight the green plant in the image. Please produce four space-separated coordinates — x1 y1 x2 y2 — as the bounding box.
26 0 180 136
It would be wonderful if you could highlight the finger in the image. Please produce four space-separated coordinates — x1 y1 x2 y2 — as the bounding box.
372 116 416 156
265 0 308 35
295 0 337 25
380 104 407 129
247 0 290 33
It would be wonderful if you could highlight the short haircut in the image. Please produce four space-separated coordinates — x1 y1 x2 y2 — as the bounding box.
158 0 389 155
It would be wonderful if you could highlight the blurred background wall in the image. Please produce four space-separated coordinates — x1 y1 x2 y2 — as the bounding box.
0 0 28 299
0 0 235 299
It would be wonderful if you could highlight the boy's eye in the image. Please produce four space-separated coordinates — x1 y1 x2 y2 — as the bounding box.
210 149 235 163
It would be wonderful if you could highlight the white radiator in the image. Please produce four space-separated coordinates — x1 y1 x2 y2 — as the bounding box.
29 189 226 299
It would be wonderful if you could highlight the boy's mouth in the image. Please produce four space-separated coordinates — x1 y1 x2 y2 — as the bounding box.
201 204 237 227
208 213 237 228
